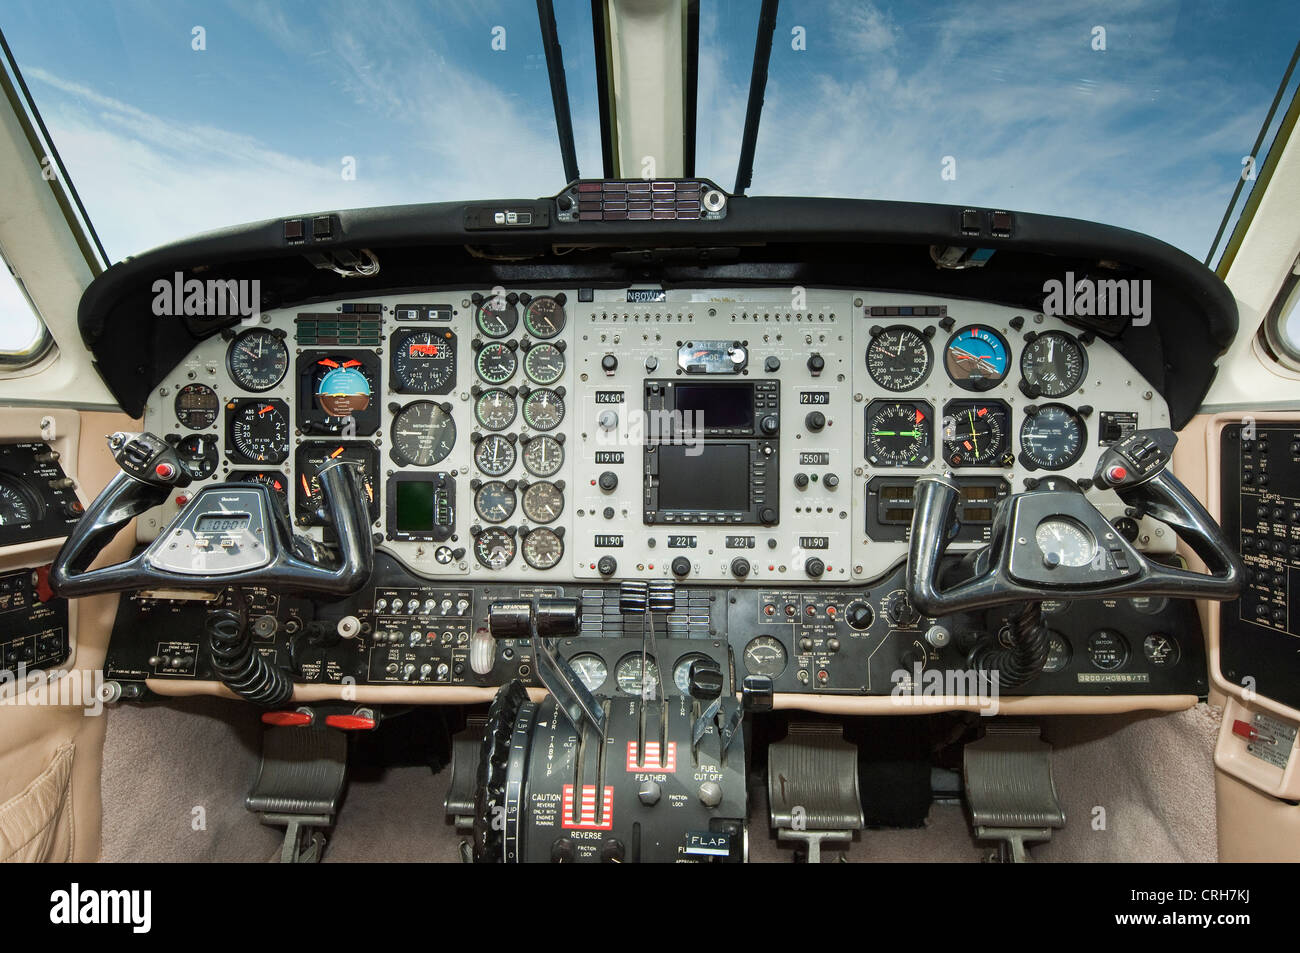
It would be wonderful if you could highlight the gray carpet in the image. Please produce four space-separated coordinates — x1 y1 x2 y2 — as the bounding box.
101 698 1221 863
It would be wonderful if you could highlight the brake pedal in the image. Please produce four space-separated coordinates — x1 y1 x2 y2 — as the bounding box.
962 721 1064 862
246 723 349 863
768 723 864 863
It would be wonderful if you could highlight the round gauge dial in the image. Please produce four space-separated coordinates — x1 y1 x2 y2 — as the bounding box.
307 356 374 430
866 326 933 391
865 400 933 467
176 433 219 479
1042 632 1072 674
1019 404 1086 470
0 475 37 527
473 389 516 430
1020 331 1086 398
674 654 712 696
474 295 518 338
1035 517 1096 568
474 434 516 476
521 388 565 431
232 470 289 507
1143 633 1180 666
522 295 566 339
944 325 1010 391
567 653 608 693
522 435 564 477
475 342 518 385
1086 630 1129 671
227 400 289 464
615 655 661 696
392 329 456 394
943 400 1011 467
296 444 379 523
743 635 788 678
474 527 516 569
227 329 289 392
521 527 564 570
174 384 219 429
524 342 565 384
521 481 564 523
390 401 456 467
473 480 516 523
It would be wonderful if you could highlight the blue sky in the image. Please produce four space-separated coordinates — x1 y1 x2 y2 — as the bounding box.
0 0 1297 269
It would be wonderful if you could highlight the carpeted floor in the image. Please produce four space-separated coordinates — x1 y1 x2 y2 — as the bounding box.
100 698 1221 863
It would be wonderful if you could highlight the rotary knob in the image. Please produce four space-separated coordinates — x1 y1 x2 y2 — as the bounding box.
671 556 692 577
805 411 826 432
598 471 618 491
597 555 618 577
760 414 780 435
807 353 825 375
845 601 874 630
730 557 751 578
601 354 618 373
804 557 825 578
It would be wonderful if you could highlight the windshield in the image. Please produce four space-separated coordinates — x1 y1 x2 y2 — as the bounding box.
699 0 1300 261
1 0 601 261
3 0 1298 265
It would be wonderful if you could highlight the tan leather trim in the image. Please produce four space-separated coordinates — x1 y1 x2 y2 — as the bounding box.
771 693 1199 715
1216 769 1300 862
0 742 75 862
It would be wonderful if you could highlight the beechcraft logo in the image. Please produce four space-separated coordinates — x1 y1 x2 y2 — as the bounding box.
49 884 151 934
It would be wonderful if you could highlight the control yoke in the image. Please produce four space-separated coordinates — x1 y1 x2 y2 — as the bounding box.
905 428 1242 616
50 431 374 598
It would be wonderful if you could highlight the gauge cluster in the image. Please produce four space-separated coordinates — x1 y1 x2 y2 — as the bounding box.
139 288 1169 583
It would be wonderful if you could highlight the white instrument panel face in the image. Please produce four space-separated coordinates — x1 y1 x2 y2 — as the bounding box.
139 288 1169 584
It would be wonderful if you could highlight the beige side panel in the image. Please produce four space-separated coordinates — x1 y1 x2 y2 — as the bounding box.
0 409 134 861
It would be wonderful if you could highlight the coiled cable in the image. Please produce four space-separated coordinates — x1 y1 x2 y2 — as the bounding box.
206 607 293 706
970 601 1051 690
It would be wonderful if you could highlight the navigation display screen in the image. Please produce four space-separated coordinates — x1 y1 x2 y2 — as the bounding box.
656 444 750 511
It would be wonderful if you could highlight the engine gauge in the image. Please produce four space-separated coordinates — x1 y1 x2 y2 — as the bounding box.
227 328 289 392
175 433 219 479
295 443 380 525
174 383 220 429
567 653 608 693
0 475 37 527
944 325 1010 391
475 342 518 384
471 389 515 431
743 635 788 678
390 401 456 467
1143 633 1180 666
474 294 518 338
391 329 456 394
674 653 713 696
473 480 516 523
1042 631 1072 674
866 325 933 391
521 388 565 430
521 480 564 523
227 399 289 464
942 400 1012 467
1019 403 1086 470
1020 330 1086 398
865 399 933 467
524 342 565 384
1085 629 1129 671
522 295 566 339
521 526 564 570
1034 517 1096 568
474 434 516 476
521 434 564 477
615 655 660 696
474 526 517 569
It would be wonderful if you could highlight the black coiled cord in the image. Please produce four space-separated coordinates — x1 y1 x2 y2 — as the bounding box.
206 608 293 706
970 601 1051 690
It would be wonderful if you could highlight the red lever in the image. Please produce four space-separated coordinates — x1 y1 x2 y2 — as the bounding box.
261 710 312 727
325 713 376 731
1232 719 1274 744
